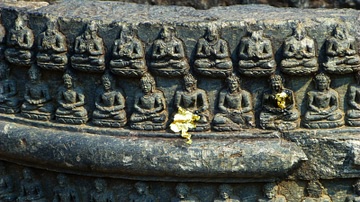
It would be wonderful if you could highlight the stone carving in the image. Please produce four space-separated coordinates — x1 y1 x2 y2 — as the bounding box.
301 181 332 202
130 73 168 130
214 184 240 202
36 19 68 71
238 29 276 77
0 13 6 59
280 23 318 75
150 26 189 77
174 74 211 131
0 62 20 114
129 182 156 202
258 182 287 202
55 72 88 124
92 73 127 128
17 168 46 202
5 14 34 67
346 179 360 202
89 179 114 202
303 73 344 129
0 162 16 202
323 25 360 74
259 75 300 130
193 25 232 78
109 25 147 77
53 174 79 202
171 183 199 202
346 71 360 126
21 65 54 121
71 21 105 72
212 74 254 131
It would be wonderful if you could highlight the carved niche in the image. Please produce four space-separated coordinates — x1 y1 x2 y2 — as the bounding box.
323 24 360 74
0 62 20 114
109 25 147 77
71 21 105 72
193 25 233 78
5 14 34 67
280 23 318 75
238 29 276 77
150 26 190 77
346 71 360 126
36 18 68 71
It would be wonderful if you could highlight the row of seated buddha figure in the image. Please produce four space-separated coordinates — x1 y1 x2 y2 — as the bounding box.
0 63 352 131
4 14 359 78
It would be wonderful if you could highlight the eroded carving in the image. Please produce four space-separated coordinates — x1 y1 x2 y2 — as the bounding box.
5 14 34 67
129 182 155 202
110 25 147 77
53 174 79 202
130 73 168 130
193 25 232 78
89 179 114 202
0 62 20 114
303 73 344 129
171 183 199 202
36 19 68 71
301 181 332 202
212 74 254 131
259 75 300 130
92 73 127 128
323 25 360 74
214 184 240 202
238 29 276 77
71 21 105 72
150 26 189 77
347 71 360 126
258 182 287 202
16 168 46 202
0 162 16 202
280 23 318 75
55 72 88 124
174 74 211 131
21 65 54 121
346 180 360 202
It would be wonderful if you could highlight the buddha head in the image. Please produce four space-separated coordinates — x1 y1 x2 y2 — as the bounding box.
160 26 175 42
293 23 306 41
135 182 149 195
183 74 197 93
14 14 26 31
333 24 347 40
269 74 284 93
57 174 68 188
263 182 278 199
63 72 74 89
314 73 331 91
205 25 219 42
175 183 190 199
102 73 113 91
29 65 41 84
226 74 240 93
218 184 233 199
140 73 156 94
94 178 107 193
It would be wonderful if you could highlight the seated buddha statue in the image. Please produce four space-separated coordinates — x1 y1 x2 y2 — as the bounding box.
92 73 127 128
150 26 189 77
130 73 168 130
323 25 360 74
71 21 105 72
21 65 54 121
238 29 276 77
212 74 254 131
280 23 318 75
303 73 344 128
109 25 147 77
5 14 34 67
346 71 360 126
174 74 211 131
259 75 300 130
193 25 232 78
0 62 20 114
55 72 88 124
36 19 68 71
